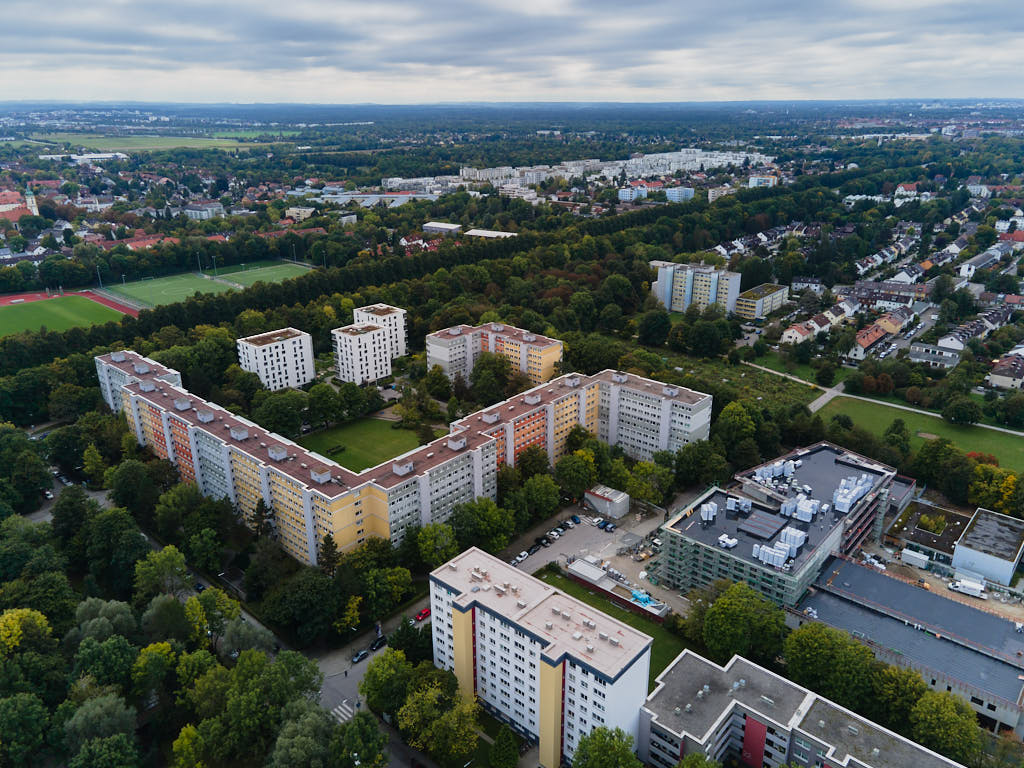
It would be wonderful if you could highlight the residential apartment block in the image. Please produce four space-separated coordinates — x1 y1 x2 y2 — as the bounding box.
665 187 695 203
430 548 652 768
658 443 896 606
426 322 563 385
332 304 408 385
236 328 315 391
639 650 964 768
650 261 742 314
97 351 710 565
734 283 789 320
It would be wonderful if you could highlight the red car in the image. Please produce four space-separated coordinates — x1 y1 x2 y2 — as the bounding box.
414 607 431 622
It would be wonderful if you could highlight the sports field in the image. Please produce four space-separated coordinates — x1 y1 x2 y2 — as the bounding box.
817 396 1024 473
298 418 420 473
222 263 311 287
0 295 123 337
109 273 234 306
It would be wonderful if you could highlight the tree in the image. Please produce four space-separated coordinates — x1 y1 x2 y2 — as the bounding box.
815 363 836 387
223 615 275 656
267 700 336 768
63 693 137 754
702 582 785 666
332 710 388 768
186 528 221 574
626 461 674 504
637 310 671 347
141 594 191 643
0 692 49 767
317 533 341 576
362 567 412 620
252 390 308 437
82 443 107 487
572 726 642 768
871 665 927 734
107 460 160 523
184 587 240 647
449 498 514 553
133 546 191 604
131 641 176 700
51 485 93 546
516 445 550 481
910 691 981 765
263 568 339 646
554 452 597 500
783 623 876 712
674 441 729 487
713 401 756 447
9 450 50 513
489 724 519 768
398 684 478 768
68 734 141 768
523 473 561 520
306 383 340 429
689 320 723 358
417 523 459 568
335 595 362 635
677 755 721 768
73 634 138 691
883 418 911 457
942 396 982 425
423 365 452 401
360 648 414 715
387 616 433 664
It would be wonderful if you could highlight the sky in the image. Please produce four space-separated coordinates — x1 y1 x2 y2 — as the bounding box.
2 0 1021 103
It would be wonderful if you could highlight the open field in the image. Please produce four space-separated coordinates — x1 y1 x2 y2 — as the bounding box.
756 350 851 385
108 273 234 307
667 352 820 408
817 396 1024 473
534 569 689 690
211 129 300 138
29 132 253 151
0 295 123 337
211 259 287 276
298 418 421 473
221 262 312 287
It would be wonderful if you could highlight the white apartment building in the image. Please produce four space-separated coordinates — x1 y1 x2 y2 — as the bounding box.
236 328 315 391
665 187 695 202
332 324 394 385
430 548 652 768
426 322 564 385
649 261 742 314
353 304 407 358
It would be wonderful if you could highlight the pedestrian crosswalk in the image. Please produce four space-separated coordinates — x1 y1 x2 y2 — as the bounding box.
330 700 355 723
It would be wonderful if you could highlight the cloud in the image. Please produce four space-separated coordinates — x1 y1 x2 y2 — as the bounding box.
0 0 1020 101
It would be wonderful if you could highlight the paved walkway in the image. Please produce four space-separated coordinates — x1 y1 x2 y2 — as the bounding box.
808 381 846 412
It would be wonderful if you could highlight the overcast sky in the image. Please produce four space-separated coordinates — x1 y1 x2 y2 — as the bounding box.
2 0 1020 103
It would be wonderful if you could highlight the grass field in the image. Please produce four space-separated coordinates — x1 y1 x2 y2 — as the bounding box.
0 295 123 337
298 418 421 472
30 132 253 151
534 569 689 690
211 259 286 276
211 129 300 138
755 350 851 385
817 396 1024 473
666 352 820 408
109 273 234 306
221 263 311 287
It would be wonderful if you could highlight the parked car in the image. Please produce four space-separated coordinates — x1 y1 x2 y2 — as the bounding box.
528 544 541 555
536 536 551 547
554 527 565 535
43 490 54 500
547 530 560 539
592 517 604 528
369 635 387 651
194 582 206 593
605 523 617 532
516 551 529 563
351 649 370 664
596 520 608 530
562 519 574 528
415 607 431 622
570 515 581 524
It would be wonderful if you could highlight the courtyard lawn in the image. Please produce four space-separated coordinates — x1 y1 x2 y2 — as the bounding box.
108 273 234 307
817 396 1024 473
221 262 312 287
0 295 123 337
298 418 421 472
534 569 689 691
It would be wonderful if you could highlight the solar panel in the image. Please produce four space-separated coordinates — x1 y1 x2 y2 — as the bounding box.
738 511 787 541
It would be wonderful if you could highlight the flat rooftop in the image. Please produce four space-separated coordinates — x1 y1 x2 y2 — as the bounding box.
668 488 839 574
646 651 808 740
739 283 787 299
426 322 561 350
886 502 971 556
237 327 306 346
588 369 710 407
432 548 651 680
356 304 404 317
333 323 382 337
98 350 178 379
957 507 1024 562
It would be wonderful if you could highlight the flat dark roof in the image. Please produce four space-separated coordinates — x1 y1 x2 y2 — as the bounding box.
958 508 1024 563
887 502 971 556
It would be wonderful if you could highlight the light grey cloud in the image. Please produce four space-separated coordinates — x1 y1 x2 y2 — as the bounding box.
0 0 1020 101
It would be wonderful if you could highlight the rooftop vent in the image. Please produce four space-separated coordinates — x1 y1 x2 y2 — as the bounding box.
197 410 214 423
229 426 248 441
551 607 561 615
684 703 692 713
598 632 608 641
310 467 331 484
524 394 541 406
760 695 775 706
523 333 536 342
662 386 679 397
611 372 628 384
140 381 156 392
848 725 859 736
608 637 619 647
561 611 571 621
110 351 126 363
448 563 458 571
268 445 287 461
447 436 467 451
173 398 191 411
482 412 499 424
585 644 594 652
572 632 582 640
133 362 150 374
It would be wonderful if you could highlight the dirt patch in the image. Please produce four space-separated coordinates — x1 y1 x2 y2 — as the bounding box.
917 431 940 440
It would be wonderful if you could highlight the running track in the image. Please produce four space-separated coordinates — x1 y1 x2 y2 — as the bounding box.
0 289 139 318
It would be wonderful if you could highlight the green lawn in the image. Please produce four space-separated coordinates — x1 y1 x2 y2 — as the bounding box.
0 295 123 337
222 263 312 287
534 570 688 691
298 418 421 472
29 132 253 151
210 259 288 276
817 396 1024 473
754 350 851 386
667 353 820 408
211 129 300 139
108 273 234 306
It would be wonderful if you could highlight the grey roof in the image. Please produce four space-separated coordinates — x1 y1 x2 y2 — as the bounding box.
957 508 1024 563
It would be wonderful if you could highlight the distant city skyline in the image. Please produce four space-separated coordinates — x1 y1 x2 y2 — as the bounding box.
1 0 1020 103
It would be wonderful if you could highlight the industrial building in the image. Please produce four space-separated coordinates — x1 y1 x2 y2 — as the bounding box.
584 485 629 519
734 283 789 320
97 351 710 565
658 443 897 606
430 548 652 768
236 328 315 391
950 507 1024 586
796 557 1024 735
649 261 742 314
639 650 965 768
426 322 564 386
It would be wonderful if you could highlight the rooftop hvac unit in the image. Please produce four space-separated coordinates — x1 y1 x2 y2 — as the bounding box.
684 703 692 713
726 497 737 511
586 644 594 652
572 632 582 640
609 637 619 646
545 621 553 629
551 607 561 615
516 599 526 608
599 632 608 641
784 460 796 476
562 611 571 621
